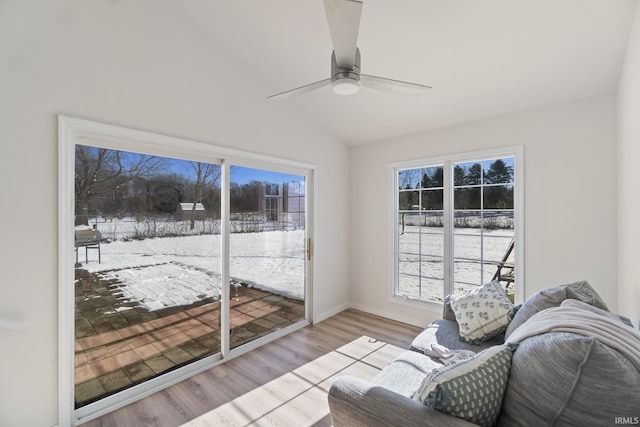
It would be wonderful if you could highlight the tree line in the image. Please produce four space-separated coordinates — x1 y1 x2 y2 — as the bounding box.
399 159 514 211
75 146 284 228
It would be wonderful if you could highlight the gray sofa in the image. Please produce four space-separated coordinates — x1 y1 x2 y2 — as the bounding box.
328 281 640 427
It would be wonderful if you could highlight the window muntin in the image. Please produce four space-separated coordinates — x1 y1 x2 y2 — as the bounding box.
393 152 519 304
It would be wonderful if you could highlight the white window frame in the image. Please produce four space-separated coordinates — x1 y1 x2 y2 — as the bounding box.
389 146 524 308
58 116 315 426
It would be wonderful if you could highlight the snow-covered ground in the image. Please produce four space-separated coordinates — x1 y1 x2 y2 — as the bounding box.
78 218 305 312
397 225 514 302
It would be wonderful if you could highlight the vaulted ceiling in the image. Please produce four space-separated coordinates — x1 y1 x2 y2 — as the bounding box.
173 0 637 145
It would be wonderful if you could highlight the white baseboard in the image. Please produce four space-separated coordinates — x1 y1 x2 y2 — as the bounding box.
347 302 436 328
314 301 443 329
314 302 350 324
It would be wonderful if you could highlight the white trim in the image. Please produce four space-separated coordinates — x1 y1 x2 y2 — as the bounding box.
313 303 350 324
348 302 439 329
62 115 315 171
58 116 76 427
388 145 524 307
387 166 397 303
444 159 453 296
513 146 525 304
305 170 315 324
391 146 521 171
221 160 231 357
58 116 315 425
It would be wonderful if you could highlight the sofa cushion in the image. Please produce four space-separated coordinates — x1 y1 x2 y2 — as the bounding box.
414 345 514 427
450 281 514 344
505 280 608 340
371 350 442 399
499 332 640 427
410 319 503 355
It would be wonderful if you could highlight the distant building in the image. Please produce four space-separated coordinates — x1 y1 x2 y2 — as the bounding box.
176 202 206 220
262 182 305 229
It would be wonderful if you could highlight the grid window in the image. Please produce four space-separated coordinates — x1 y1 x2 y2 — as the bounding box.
393 150 521 304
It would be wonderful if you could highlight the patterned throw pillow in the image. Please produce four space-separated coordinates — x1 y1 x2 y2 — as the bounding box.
450 281 514 344
414 345 514 427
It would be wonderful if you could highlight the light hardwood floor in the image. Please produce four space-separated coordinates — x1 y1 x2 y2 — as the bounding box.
81 309 423 427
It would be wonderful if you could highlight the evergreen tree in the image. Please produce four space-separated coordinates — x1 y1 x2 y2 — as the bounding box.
484 159 513 184
484 159 514 209
468 163 482 185
422 166 444 188
453 165 465 186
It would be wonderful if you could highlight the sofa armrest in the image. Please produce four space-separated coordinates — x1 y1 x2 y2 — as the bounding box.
328 375 478 427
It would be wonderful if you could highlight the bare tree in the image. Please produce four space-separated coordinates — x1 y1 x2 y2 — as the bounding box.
398 168 421 234
74 145 166 225
188 162 221 230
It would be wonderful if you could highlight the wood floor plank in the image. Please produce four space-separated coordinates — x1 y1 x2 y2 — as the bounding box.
81 309 421 427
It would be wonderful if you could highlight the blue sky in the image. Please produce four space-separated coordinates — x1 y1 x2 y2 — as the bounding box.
230 166 303 185
81 146 304 186
164 157 303 185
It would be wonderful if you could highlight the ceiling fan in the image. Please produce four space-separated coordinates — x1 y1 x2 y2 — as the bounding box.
268 0 431 100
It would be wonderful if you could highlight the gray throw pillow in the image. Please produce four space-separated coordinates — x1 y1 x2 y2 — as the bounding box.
415 345 514 427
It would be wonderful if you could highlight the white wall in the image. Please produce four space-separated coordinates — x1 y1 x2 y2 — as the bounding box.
618 2 640 329
349 96 618 327
0 1 349 426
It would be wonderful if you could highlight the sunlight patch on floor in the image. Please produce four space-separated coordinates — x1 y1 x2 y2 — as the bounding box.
181 336 405 427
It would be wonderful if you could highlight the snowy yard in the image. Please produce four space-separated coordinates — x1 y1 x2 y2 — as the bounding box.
398 224 514 301
78 218 305 312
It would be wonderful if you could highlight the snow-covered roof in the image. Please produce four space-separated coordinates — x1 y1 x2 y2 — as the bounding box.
178 203 205 211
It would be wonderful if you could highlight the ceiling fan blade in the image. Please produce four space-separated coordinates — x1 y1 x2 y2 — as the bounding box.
360 74 432 99
323 0 363 69
267 78 332 101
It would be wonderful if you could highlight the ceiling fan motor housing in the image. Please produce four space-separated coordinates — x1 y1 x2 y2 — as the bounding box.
331 48 361 95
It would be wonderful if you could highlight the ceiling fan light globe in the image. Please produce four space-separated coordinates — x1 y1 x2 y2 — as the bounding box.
331 77 361 95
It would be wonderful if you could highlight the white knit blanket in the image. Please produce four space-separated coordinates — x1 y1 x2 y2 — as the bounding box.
506 299 640 371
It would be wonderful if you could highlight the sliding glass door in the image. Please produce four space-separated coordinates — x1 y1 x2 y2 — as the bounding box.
60 116 313 425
